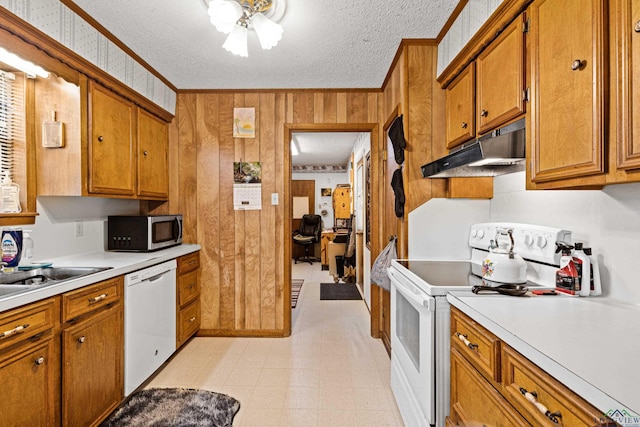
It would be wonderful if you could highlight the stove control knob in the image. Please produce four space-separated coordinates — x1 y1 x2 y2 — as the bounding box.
470 229 477 238
535 235 548 249
477 229 485 239
524 233 534 247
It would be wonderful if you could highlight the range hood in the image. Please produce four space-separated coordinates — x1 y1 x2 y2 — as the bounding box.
421 118 526 178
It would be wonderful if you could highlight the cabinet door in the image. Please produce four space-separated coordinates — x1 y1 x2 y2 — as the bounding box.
137 108 169 199
476 15 526 134
0 338 57 427
450 348 530 427
62 307 123 427
529 0 606 182
446 63 475 149
88 81 136 196
617 0 640 170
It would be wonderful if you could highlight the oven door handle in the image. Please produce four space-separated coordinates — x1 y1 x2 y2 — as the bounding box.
388 269 434 311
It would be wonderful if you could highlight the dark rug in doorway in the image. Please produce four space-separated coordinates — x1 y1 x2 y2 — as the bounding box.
100 387 240 427
292 279 304 308
320 282 362 300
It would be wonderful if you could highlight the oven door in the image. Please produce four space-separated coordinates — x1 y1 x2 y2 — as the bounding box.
388 267 435 427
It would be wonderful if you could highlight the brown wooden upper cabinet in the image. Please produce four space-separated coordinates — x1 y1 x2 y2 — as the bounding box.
446 63 475 149
528 0 606 183
137 108 169 199
446 14 526 150
476 15 526 135
616 0 640 171
37 77 170 201
88 80 136 197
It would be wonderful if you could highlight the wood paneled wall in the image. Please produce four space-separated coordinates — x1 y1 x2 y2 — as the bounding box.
168 90 379 335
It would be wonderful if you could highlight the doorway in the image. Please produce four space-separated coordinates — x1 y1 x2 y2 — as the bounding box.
284 123 379 336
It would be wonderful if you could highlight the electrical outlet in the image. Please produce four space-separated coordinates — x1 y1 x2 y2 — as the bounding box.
271 193 279 205
75 221 83 237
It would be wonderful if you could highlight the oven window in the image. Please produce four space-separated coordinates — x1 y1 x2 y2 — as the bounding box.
396 290 420 371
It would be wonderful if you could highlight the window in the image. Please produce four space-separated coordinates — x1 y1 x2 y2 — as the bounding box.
0 69 24 213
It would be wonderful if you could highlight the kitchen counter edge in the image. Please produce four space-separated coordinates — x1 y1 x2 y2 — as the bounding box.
0 244 201 313
446 292 638 417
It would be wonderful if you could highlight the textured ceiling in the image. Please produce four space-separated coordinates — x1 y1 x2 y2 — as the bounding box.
291 132 362 167
70 0 456 90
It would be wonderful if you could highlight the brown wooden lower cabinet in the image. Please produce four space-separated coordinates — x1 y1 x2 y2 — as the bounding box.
0 336 59 426
0 297 60 427
450 307 619 427
62 305 123 427
176 252 201 347
61 277 124 427
449 347 530 426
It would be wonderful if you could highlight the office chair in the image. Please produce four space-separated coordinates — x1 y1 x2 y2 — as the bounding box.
293 214 322 264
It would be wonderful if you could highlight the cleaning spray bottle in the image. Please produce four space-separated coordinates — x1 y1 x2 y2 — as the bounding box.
583 247 602 296
573 242 591 297
555 242 579 296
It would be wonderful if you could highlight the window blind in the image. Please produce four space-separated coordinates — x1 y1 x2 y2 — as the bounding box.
0 69 23 182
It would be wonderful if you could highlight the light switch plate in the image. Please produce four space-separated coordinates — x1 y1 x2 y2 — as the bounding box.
271 193 279 205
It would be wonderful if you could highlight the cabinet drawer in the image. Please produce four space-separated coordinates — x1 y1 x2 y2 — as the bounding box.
178 269 199 308
177 252 200 275
502 345 615 426
0 298 58 351
451 307 501 383
450 348 530 427
62 276 122 322
177 300 200 347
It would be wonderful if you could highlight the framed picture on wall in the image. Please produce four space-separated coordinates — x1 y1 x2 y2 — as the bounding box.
321 188 332 196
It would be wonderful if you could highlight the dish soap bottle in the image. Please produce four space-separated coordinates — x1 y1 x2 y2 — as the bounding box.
0 172 20 213
1 227 22 272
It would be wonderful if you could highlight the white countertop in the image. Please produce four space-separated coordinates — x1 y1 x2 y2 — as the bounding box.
0 244 201 312
447 292 640 416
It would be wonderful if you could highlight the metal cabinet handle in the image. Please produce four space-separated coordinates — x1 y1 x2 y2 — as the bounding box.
520 387 562 423
143 150 148 156
455 332 478 350
480 110 488 117
35 356 45 365
97 135 104 142
188 317 197 323
0 323 29 339
88 293 108 304
78 336 86 344
635 20 640 33
571 59 585 70
461 122 468 129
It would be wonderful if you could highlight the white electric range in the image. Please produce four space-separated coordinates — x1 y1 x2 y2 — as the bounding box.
388 222 572 427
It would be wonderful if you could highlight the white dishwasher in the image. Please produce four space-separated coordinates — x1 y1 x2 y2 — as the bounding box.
124 259 177 396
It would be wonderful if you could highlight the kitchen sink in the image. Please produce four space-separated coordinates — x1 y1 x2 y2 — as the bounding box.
0 267 112 286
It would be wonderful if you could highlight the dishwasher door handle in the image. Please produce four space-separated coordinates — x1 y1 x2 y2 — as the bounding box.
144 271 172 283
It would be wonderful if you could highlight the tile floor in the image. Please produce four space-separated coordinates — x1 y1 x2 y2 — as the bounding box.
146 261 404 426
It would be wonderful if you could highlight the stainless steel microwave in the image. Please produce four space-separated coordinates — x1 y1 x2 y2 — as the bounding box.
107 214 182 252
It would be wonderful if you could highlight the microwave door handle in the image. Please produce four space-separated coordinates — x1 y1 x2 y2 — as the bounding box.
388 269 434 310
175 217 182 242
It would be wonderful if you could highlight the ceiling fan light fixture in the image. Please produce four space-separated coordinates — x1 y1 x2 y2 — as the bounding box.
206 0 285 56
251 13 283 50
223 24 249 57
208 0 243 34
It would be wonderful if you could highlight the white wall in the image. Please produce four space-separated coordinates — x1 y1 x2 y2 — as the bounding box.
292 172 349 230
408 171 640 304
25 196 139 262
